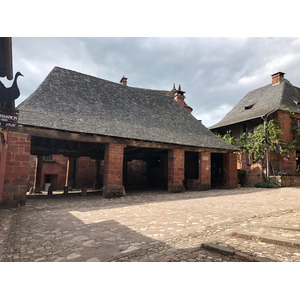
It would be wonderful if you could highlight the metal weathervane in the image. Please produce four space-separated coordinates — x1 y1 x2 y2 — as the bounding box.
0 71 23 128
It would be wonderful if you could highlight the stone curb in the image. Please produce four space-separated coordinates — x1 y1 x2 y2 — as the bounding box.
231 232 300 249
201 242 275 262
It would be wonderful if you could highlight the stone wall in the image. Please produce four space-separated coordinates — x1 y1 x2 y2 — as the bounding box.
103 143 126 197
168 149 185 192
199 152 211 188
77 157 96 188
271 175 300 187
224 152 238 188
0 131 31 207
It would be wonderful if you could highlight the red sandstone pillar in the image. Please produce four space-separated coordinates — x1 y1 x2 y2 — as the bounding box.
103 143 126 198
94 159 102 189
200 151 211 188
65 157 75 192
0 131 31 208
224 152 238 189
168 149 185 193
0 132 8 204
33 155 43 193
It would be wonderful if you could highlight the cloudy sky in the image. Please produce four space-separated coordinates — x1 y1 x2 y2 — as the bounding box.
3 37 300 127
2 1 299 296
2 1 300 130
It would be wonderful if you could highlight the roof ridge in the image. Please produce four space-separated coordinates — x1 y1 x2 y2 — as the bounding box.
279 79 288 106
210 79 287 129
53 66 122 86
17 66 236 151
54 66 175 97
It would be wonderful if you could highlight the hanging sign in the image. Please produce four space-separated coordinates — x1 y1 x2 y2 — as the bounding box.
0 109 18 128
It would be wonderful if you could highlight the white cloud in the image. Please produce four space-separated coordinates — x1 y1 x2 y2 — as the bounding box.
8 37 300 126
194 104 233 128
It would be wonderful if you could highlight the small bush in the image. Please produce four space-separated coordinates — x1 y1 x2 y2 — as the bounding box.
201 183 211 190
254 177 281 188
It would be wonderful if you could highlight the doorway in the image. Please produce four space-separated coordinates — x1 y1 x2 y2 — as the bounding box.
211 153 224 188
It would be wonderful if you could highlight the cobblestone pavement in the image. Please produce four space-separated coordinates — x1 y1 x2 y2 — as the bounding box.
1 187 300 262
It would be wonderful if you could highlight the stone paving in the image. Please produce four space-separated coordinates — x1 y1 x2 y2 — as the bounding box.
1 187 300 262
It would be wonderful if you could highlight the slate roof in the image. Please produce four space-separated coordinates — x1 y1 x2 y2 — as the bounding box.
17 66 236 151
210 78 300 129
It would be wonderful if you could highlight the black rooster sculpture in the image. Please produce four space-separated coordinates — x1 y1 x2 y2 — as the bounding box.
0 71 23 110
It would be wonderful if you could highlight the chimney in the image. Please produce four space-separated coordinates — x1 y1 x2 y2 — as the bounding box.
120 76 127 86
174 84 185 107
172 84 193 114
272 72 285 85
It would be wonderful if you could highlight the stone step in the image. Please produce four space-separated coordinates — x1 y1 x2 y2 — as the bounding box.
211 229 300 262
201 242 275 262
231 231 300 249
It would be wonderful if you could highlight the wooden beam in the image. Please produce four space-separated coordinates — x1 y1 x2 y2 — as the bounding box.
14 125 233 153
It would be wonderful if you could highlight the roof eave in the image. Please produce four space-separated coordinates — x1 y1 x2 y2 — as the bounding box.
210 110 280 130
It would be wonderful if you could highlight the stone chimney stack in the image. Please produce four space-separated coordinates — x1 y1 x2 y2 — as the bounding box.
174 84 185 107
272 72 285 86
172 84 193 114
120 76 128 86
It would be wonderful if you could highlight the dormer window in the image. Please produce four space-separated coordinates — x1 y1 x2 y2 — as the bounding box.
293 100 300 105
244 104 254 110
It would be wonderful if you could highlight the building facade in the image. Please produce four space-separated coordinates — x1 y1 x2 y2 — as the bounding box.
210 72 300 185
1 65 238 208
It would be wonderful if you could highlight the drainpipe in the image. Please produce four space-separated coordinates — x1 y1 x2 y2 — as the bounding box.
264 119 270 177
261 109 277 178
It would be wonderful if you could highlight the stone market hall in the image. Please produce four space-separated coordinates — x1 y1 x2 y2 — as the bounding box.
0 66 238 208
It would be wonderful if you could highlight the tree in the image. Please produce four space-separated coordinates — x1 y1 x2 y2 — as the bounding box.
216 130 236 145
245 120 283 178
216 120 284 179
216 130 247 151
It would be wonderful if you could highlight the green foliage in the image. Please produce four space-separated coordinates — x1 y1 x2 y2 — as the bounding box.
245 120 283 163
235 132 247 151
254 177 281 188
216 130 236 145
216 120 284 179
201 183 211 190
216 130 247 153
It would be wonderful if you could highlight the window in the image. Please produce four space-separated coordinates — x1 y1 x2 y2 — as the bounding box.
293 100 300 105
244 104 254 110
44 154 53 161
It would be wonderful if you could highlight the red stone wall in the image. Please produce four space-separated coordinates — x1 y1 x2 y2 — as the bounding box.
275 110 299 172
168 149 185 192
224 152 238 188
27 155 99 191
185 152 201 190
77 156 96 188
277 111 294 143
42 155 68 189
199 151 211 187
237 153 262 186
185 152 215 190
0 131 31 207
0 133 8 204
126 160 147 187
103 143 126 197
